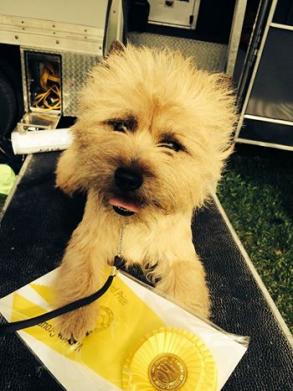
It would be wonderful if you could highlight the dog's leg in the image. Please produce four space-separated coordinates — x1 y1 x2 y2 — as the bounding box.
54 230 100 343
156 258 211 319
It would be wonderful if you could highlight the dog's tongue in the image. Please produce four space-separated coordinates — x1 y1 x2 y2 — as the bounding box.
109 197 141 213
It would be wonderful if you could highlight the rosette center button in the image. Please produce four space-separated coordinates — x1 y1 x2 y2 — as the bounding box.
149 353 187 390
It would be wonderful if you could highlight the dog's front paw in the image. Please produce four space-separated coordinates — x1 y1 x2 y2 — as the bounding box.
143 262 161 286
56 306 98 343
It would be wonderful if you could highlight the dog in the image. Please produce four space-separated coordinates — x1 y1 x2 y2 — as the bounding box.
54 43 236 342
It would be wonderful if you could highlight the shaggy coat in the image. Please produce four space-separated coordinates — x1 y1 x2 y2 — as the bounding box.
55 45 236 341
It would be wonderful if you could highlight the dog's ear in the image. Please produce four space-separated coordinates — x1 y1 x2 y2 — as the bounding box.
55 145 85 195
216 74 234 91
107 40 125 56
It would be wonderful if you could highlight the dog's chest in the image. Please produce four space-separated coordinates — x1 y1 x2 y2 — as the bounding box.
122 230 156 266
120 219 194 267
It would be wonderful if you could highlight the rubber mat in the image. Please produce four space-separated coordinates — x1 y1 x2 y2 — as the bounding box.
0 153 292 391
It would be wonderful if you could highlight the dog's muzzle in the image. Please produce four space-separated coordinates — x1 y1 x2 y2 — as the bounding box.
114 167 143 191
109 167 144 216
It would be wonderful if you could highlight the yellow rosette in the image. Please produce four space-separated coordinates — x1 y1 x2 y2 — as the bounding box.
122 327 217 391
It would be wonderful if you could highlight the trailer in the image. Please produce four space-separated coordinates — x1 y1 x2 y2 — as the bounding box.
0 0 124 148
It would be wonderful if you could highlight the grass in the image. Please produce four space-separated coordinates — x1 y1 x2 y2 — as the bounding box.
218 145 293 332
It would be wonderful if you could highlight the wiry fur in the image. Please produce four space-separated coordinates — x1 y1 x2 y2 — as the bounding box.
54 45 236 341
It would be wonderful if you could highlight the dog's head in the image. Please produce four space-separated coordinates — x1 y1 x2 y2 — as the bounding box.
58 45 236 219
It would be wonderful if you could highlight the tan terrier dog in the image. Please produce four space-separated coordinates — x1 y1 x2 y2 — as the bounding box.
55 44 236 342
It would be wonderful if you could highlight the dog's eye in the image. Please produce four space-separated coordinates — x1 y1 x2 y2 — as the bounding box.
158 138 184 152
111 120 128 132
105 117 137 133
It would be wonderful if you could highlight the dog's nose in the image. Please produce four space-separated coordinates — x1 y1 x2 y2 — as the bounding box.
114 167 143 191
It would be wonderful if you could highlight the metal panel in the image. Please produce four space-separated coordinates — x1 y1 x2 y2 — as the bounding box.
235 0 279 140
148 0 201 30
0 0 109 55
235 0 271 103
246 28 293 122
236 118 293 150
0 14 104 55
128 32 227 72
62 52 100 116
0 0 108 28
244 114 293 127
226 0 248 76
236 137 293 151
104 0 124 54
20 47 100 117
234 0 293 150
273 0 293 25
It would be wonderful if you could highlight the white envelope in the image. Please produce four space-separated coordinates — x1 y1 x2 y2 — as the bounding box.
0 269 248 390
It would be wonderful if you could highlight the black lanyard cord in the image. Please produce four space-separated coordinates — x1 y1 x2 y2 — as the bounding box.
0 256 125 337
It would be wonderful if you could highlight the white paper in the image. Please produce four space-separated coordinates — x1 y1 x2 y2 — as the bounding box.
0 269 248 390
